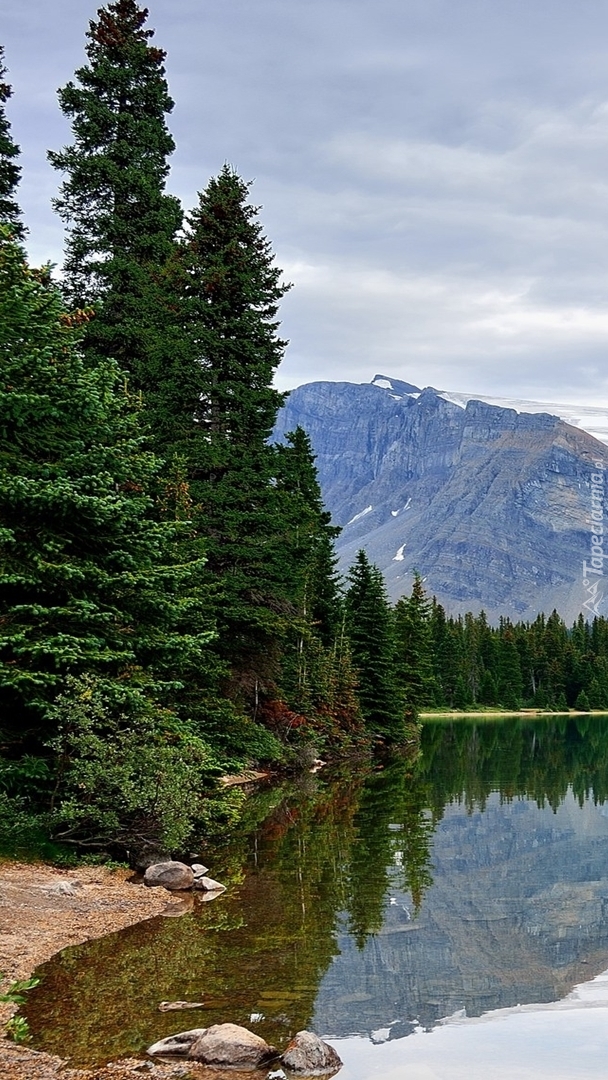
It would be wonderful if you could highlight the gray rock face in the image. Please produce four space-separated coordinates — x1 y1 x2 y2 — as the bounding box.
143 862 194 891
274 376 608 621
148 1023 277 1067
281 1031 343 1075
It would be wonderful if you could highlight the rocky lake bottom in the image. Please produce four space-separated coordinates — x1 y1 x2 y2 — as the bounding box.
22 714 608 1079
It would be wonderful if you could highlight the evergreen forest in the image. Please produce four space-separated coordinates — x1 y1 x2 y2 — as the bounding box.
0 2 606 863
392 574 608 714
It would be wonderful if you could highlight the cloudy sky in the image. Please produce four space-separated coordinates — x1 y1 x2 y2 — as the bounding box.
3 0 608 401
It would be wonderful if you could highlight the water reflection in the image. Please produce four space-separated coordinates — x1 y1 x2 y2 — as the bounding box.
24 715 608 1068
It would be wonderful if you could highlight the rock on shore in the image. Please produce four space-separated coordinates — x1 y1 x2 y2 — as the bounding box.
148 1023 343 1075
148 1023 278 1067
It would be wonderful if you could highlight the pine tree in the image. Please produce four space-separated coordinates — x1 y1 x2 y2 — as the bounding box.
440 618 465 707
575 689 590 712
0 48 23 238
452 674 472 710
496 632 524 710
394 572 436 709
0 229 213 741
275 427 341 647
345 551 404 743
177 167 292 706
48 1 182 386
479 669 498 706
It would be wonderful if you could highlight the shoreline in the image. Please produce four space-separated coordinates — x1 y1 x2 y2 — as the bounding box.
419 709 608 718
0 860 217 1079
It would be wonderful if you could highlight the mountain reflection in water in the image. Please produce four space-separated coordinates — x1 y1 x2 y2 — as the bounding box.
24 715 608 1068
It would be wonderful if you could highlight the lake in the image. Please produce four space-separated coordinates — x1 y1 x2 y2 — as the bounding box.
24 714 608 1078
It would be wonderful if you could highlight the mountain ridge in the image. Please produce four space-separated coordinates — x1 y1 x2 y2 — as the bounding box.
273 376 608 621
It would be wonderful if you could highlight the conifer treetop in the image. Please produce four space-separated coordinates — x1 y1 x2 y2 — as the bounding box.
49 0 180 304
0 47 24 239
183 165 290 449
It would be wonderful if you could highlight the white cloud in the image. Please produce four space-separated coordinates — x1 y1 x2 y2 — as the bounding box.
5 0 608 405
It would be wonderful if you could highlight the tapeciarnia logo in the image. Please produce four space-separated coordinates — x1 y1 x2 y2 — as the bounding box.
582 461 607 616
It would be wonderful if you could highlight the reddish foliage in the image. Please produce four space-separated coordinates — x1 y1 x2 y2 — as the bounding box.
259 699 307 736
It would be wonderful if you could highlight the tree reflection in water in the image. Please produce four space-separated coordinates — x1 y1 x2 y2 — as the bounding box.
24 715 608 1066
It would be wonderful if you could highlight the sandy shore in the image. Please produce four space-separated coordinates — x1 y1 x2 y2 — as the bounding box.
0 861 223 1080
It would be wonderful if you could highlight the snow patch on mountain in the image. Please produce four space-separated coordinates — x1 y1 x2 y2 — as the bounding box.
436 390 608 444
347 505 373 525
370 374 608 444
391 498 412 517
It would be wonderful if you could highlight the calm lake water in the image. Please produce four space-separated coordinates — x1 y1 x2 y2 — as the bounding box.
24 715 608 1078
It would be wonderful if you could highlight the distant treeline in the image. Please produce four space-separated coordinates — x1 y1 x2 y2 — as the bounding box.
395 575 608 712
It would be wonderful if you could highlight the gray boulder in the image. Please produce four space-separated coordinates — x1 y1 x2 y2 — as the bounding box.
192 875 226 893
148 1028 207 1056
281 1031 343 1076
148 1023 277 1068
191 863 210 876
143 861 194 891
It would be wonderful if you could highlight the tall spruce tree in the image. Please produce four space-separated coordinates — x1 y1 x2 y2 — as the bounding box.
0 228 213 742
275 427 342 648
178 167 292 706
345 551 404 743
48 0 182 399
0 48 23 238
273 428 364 740
394 572 436 709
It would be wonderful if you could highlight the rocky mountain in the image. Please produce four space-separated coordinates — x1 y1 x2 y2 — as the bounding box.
273 375 608 621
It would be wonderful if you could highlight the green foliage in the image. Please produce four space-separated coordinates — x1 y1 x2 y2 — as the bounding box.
0 230 214 741
5 1016 31 1043
1 971 40 1044
275 427 342 648
49 1 180 311
394 572 436 708
0 48 23 239
0 975 40 1005
394 580 608 714
46 675 225 853
176 167 292 707
345 551 405 743
0 755 51 795
575 689 590 712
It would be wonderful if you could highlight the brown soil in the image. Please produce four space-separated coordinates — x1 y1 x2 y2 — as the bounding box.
0 861 226 1080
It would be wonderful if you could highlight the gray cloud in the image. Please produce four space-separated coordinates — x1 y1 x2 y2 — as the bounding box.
2 0 608 401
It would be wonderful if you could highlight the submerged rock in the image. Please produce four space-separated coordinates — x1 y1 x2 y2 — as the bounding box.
192 875 226 893
143 862 194 891
160 895 194 917
148 1023 278 1067
281 1031 343 1076
158 1001 204 1012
